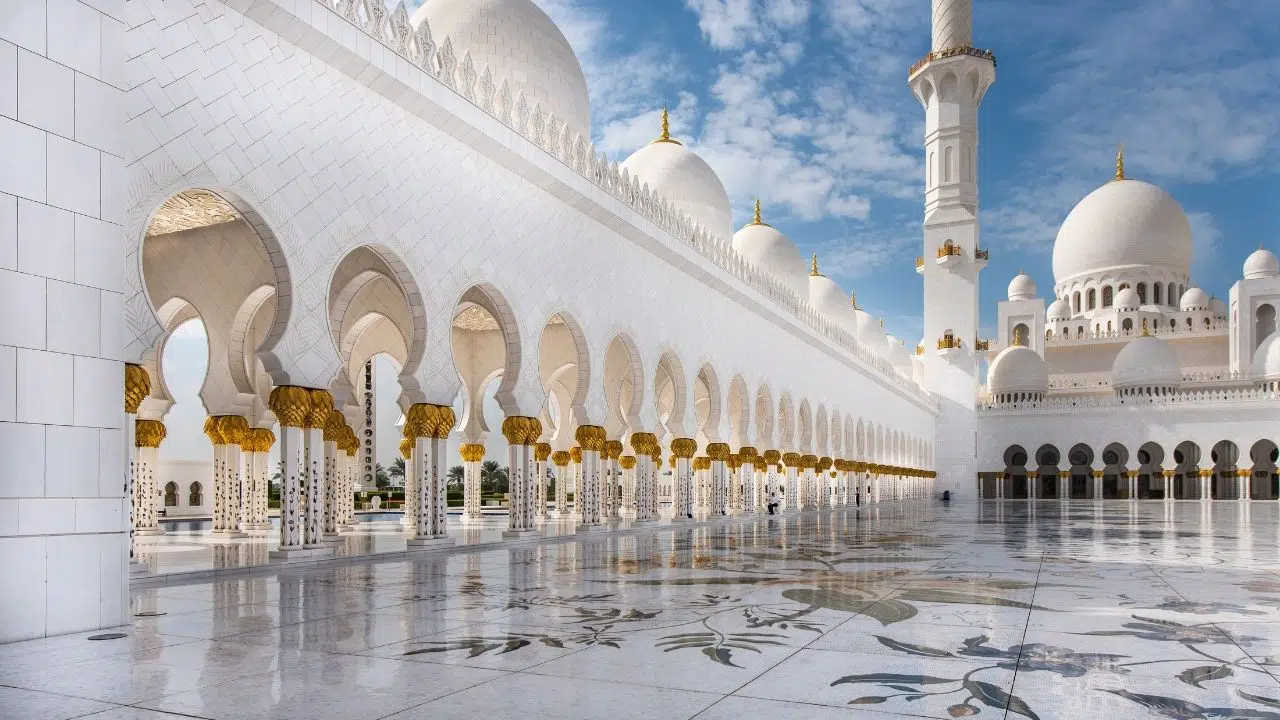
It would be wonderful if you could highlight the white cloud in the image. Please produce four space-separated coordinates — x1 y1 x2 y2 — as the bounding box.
1187 211 1222 283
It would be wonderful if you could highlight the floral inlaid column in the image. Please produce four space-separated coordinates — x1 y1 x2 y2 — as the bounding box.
552 451 571 516
738 447 757 512
208 415 248 538
782 453 801 511
341 428 359 529
671 438 697 521
302 391 333 547
241 428 274 530
801 455 818 509
267 387 315 557
124 365 152 568
1162 470 1175 501
460 443 485 524
575 425 606 530
763 451 780 508
322 412 345 539
406 403 456 547
133 419 166 536
630 432 657 523
534 443 551 519
726 454 741 513
693 457 711 515
400 436 415 530
569 447 582 518
817 457 833 508
620 455 637 519
603 440 623 520
707 443 729 516
503 416 541 537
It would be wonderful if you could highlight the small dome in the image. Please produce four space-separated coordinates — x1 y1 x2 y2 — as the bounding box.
1007 273 1037 301
1112 335 1181 391
1114 287 1140 310
808 265 857 334
1052 177 1193 284
1047 298 1072 321
621 113 732 241
988 346 1048 396
1209 297 1226 318
1252 331 1280 382
413 0 591 137
1179 287 1210 311
735 201 808 298
855 308 886 354
1244 247 1279 280
885 335 914 377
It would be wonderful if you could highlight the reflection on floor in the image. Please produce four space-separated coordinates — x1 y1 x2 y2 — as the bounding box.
4 501 1280 720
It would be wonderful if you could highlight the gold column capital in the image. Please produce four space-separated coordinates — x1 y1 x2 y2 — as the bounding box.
268 386 312 428
604 439 624 460
124 364 150 414
706 442 730 461
782 452 801 468
800 454 818 470
135 419 166 448
693 456 711 471
619 455 636 470
570 447 582 464
551 450 571 467
399 437 414 459
630 432 657 455
763 449 781 466
407 403 456 439
534 442 552 461
671 437 697 458
818 456 833 472
575 425 607 451
501 416 541 445
460 443 486 462
306 389 334 429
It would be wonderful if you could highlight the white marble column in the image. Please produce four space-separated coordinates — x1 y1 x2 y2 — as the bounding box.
460 443 485 524
503 416 540 537
322 420 341 539
603 440 622 520
400 437 416 530
243 428 274 531
406 404 456 548
568 447 582 519
133 420 166 536
576 426 606 531
268 388 326 559
533 443 551 519
707 443 729 516
302 393 332 547
630 432 658 523
552 452 570 517
620 455 637 520
671 439 697 521
783 454 801 511
208 416 248 538
764 452 781 509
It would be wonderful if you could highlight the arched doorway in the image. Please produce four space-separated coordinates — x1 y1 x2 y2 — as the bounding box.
1003 445 1029 499
1172 441 1201 499
1034 445 1060 499
1249 440 1279 500
1067 444 1093 499
1101 443 1128 499
1210 440 1240 500
1135 442 1164 499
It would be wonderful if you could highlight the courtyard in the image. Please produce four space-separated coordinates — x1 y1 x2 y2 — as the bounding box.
2 501 1278 720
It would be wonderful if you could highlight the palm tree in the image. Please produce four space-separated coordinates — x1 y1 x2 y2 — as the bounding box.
480 459 509 493
447 465 464 490
388 457 406 484
374 463 391 489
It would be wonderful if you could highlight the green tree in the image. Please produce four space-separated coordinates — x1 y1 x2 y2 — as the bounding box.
447 465 464 490
388 458 406 484
480 459 509 493
375 463 391 489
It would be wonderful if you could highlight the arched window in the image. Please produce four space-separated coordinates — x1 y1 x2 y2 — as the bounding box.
1102 286 1114 307
1153 283 1162 305
1122 318 1133 332
1168 283 1177 305
1257 304 1277 348
188 482 203 506
1087 288 1096 310
1077 325 1084 336
1063 326 1070 338
1204 317 1211 328
943 146 954 183
1178 284 1185 301
1186 317 1193 328
1136 283 1147 304
1072 291 1081 313
1106 321 1113 333
164 482 177 507
928 151 935 187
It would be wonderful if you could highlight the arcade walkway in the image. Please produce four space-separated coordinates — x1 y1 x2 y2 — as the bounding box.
2 502 1278 720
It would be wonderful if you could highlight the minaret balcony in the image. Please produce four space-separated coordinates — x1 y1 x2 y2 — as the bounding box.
936 242 964 269
915 256 925 274
974 248 989 270
936 333 963 355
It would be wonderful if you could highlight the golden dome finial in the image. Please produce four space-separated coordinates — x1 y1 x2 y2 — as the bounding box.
752 197 763 225
1115 143 1126 181
1013 326 1025 346
879 316 885 329
653 107 682 146
849 290 858 309
810 253 822 277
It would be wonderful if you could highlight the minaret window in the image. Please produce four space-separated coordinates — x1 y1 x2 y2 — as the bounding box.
944 147 954 183
1102 286 1113 307
1167 283 1177 306
1136 283 1147 304
1153 283 1162 305
928 151 935 186
1073 291 1081 313
1087 289 1096 310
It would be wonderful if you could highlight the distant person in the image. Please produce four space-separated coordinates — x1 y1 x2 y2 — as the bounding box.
767 490 778 515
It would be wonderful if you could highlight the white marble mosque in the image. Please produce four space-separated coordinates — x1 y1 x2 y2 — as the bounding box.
2 0 1280 717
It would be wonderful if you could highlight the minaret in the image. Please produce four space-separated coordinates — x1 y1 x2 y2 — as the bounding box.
909 0 995 497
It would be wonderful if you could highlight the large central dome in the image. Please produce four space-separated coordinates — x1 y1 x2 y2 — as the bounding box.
1052 178 1193 285
412 0 592 138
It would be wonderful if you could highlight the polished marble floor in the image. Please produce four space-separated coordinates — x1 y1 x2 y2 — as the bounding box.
4 500 1280 720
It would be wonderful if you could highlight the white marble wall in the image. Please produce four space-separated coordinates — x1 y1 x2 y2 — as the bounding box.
0 0 130 643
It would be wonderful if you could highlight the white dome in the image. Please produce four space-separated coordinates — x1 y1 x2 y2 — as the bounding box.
1007 273 1037 301
413 0 591 137
808 271 857 334
736 205 808 298
1252 331 1280 382
1114 287 1140 310
988 346 1048 396
1052 179 1193 284
1244 247 1279 280
855 309 886 354
1112 335 1181 391
1047 298 1072 321
885 335 914 377
621 131 733 241
1209 297 1226 317
1179 287 1209 311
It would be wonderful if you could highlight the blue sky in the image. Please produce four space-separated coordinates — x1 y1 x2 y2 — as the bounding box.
158 0 1280 464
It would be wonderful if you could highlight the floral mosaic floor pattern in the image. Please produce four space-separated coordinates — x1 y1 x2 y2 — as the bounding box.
3 500 1280 719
